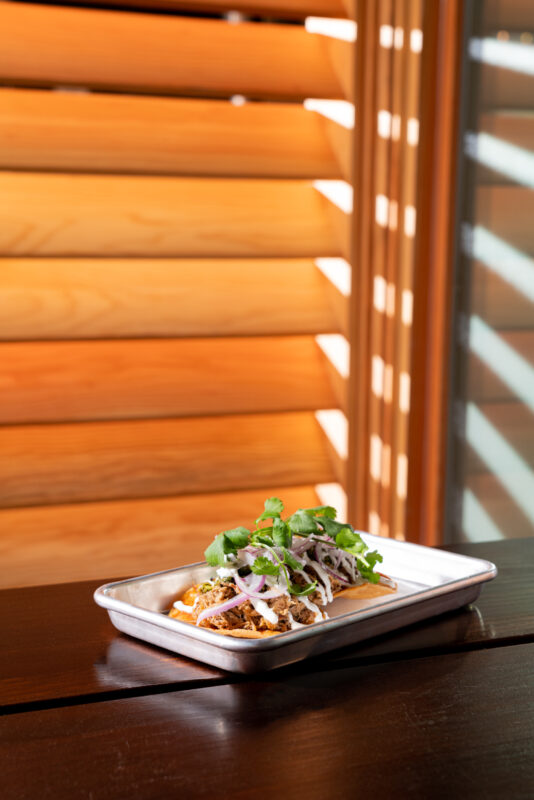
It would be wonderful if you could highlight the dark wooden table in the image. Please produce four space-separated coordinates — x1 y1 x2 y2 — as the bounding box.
2 538 533 799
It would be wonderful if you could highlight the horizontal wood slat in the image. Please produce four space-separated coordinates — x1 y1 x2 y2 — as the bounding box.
0 2 349 100
0 174 345 257
477 186 534 254
0 336 345 424
0 89 348 179
74 0 351 21
0 413 337 508
0 485 321 589
0 258 346 340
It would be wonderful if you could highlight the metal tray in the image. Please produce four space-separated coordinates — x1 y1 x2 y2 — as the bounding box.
94 534 497 673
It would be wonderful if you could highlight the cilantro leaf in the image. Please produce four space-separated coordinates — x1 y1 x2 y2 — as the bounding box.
250 556 280 577
204 527 251 566
357 550 383 583
288 580 318 597
256 496 284 524
204 534 227 567
224 527 251 549
316 516 353 537
335 528 367 554
334 529 383 582
302 505 337 519
272 517 292 548
287 510 319 534
251 529 274 547
281 547 302 571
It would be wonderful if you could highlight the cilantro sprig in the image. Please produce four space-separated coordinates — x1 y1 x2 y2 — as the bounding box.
250 545 317 597
203 495 382 584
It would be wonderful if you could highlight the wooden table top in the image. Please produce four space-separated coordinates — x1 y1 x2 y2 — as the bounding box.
2 538 533 799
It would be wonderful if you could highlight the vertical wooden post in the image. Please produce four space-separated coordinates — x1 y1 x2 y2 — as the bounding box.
347 0 379 527
406 0 464 545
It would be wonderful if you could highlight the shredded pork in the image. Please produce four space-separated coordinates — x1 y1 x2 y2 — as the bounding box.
190 560 354 632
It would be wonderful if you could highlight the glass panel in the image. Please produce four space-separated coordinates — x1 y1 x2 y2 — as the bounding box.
447 0 534 543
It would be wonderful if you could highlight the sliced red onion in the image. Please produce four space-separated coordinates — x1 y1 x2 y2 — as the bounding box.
293 538 314 556
322 563 351 585
196 592 248 625
233 572 283 600
331 552 342 570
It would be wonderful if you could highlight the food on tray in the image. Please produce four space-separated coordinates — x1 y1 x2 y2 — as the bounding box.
170 497 396 637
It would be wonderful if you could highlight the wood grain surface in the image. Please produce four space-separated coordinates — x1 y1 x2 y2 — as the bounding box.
0 2 349 100
0 336 345 424
0 412 337 508
1 539 532 707
0 89 348 178
0 486 321 589
0 257 346 340
3 643 533 798
66 0 350 20
0 174 345 257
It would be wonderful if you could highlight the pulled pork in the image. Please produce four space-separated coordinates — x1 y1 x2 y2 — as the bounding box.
192 581 324 633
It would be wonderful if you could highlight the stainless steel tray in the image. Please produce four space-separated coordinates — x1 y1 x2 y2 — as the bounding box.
94 534 497 673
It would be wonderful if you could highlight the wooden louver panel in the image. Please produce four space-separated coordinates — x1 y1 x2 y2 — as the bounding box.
0 0 351 588
75 0 350 21
0 2 349 100
0 174 345 258
0 258 346 340
0 413 337 508
0 89 348 179
0 337 344 424
0 486 322 589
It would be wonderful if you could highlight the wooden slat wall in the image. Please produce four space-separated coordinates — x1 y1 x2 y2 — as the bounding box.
0 413 337 508
0 174 347 258
75 0 351 19
0 258 347 339
0 89 349 179
347 0 425 542
0 486 322 589
0 0 351 586
0 337 345 424
0 2 350 100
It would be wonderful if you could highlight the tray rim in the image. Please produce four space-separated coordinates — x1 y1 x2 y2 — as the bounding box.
94 535 498 653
